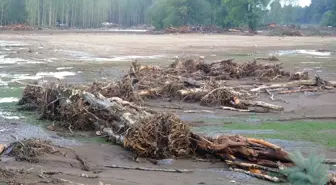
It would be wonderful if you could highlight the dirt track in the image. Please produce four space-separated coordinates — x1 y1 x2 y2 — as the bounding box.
1 31 336 184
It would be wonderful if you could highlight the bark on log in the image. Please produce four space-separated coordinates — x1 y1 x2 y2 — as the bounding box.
83 92 151 134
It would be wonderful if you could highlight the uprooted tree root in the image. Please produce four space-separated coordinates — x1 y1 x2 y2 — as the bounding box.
125 114 192 159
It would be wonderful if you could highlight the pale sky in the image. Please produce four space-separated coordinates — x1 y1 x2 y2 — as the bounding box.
298 0 311 7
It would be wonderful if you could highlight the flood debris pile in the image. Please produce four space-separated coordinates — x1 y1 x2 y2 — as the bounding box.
16 74 336 183
17 84 292 177
164 25 225 34
107 59 315 112
268 27 303 36
169 58 293 81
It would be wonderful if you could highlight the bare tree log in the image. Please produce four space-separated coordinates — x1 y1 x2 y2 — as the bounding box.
220 106 251 112
231 168 284 183
104 165 192 173
247 138 281 150
251 80 316 92
240 100 284 111
226 160 280 173
137 87 162 96
279 89 318 94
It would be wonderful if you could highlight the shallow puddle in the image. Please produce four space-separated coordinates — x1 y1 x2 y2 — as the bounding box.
56 49 165 62
0 97 19 103
110 55 164 61
0 120 79 146
276 50 332 56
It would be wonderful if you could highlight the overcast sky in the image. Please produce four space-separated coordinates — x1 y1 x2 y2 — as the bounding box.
298 0 311 6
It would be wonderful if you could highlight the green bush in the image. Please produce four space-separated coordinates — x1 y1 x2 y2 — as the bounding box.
281 151 329 185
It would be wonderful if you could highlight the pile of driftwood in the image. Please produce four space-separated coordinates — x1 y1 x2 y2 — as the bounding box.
18 58 335 117
90 59 310 111
17 83 336 183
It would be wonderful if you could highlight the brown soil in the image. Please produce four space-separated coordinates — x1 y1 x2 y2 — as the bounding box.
0 142 268 185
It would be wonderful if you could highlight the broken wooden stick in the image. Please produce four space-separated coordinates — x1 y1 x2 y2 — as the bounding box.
104 165 193 173
226 160 279 173
75 154 91 171
220 106 250 112
279 89 318 94
251 79 316 92
42 171 98 178
231 168 284 183
265 89 274 101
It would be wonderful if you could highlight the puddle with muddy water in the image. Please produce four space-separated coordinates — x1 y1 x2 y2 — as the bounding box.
0 41 83 146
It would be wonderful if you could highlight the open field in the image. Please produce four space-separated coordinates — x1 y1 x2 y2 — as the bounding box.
0 31 336 184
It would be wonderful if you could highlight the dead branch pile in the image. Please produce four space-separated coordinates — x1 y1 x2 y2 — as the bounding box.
109 59 295 110
170 59 293 81
5 139 55 162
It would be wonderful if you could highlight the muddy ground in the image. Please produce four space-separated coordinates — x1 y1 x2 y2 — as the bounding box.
0 31 336 184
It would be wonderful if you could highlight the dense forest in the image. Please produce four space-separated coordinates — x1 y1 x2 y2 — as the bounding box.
0 0 335 30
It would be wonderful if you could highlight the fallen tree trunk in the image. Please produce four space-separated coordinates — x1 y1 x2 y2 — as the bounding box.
279 88 318 94
105 165 192 173
220 106 251 112
240 100 284 111
251 79 315 92
251 76 335 92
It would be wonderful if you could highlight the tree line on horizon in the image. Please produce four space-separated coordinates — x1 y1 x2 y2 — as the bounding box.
0 0 335 31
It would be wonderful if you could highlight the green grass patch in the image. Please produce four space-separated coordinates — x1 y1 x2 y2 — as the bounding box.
194 121 336 148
